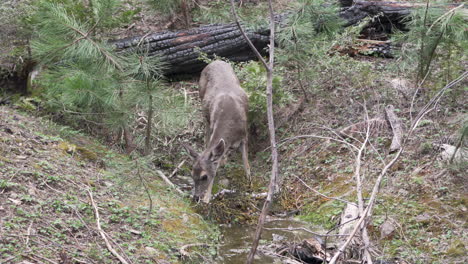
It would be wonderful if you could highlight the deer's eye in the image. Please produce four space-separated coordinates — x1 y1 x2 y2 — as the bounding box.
200 174 208 181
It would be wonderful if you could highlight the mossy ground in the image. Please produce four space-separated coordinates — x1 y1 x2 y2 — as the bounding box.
0 106 218 263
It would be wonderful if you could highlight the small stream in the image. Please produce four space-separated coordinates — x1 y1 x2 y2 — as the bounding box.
171 176 327 263
217 217 326 264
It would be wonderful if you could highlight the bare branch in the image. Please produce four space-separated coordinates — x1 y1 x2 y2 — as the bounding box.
244 0 278 262
169 159 186 178
155 170 185 195
87 190 131 264
229 0 268 69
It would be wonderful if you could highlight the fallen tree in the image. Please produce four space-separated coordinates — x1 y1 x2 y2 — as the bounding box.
112 1 464 75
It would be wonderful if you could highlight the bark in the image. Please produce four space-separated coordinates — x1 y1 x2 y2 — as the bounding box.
112 22 270 75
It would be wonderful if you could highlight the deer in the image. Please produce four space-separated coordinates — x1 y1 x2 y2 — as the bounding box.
183 60 251 203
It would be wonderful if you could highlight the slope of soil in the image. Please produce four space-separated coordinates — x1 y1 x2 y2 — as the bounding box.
0 106 218 263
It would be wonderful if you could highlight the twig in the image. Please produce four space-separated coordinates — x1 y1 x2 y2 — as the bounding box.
135 160 153 214
26 221 33 246
87 190 131 264
273 134 359 152
293 175 355 206
169 159 186 178
212 189 267 199
179 243 209 258
450 129 465 164
24 254 58 264
155 170 185 195
263 227 349 237
229 0 268 69
354 106 373 264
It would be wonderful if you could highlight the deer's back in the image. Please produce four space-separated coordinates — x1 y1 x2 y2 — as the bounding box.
199 60 246 101
199 61 248 147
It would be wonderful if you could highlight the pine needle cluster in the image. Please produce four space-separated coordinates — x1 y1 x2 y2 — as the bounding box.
395 2 467 86
30 0 191 152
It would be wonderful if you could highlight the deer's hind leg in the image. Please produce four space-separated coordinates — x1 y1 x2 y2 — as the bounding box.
241 139 251 185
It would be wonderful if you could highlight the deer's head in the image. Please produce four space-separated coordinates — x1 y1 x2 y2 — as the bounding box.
183 139 225 203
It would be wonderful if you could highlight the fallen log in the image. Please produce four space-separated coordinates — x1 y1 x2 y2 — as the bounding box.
113 22 270 75
111 1 464 75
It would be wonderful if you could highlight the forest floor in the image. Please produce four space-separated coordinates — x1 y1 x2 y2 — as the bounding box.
0 0 467 263
0 106 218 263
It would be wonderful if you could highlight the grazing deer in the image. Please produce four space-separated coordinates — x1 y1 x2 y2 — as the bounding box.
184 60 251 203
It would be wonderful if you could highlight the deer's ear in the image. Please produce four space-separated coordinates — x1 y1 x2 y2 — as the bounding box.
183 144 199 161
210 139 225 162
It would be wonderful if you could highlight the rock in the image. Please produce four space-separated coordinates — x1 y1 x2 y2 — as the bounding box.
27 186 37 196
219 178 230 187
380 220 396 240
438 144 467 163
8 198 22 205
272 233 286 242
415 213 431 225
144 246 159 256
388 78 413 96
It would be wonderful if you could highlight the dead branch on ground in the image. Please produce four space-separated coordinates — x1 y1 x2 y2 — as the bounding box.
155 170 185 195
352 107 373 264
87 190 131 264
169 159 186 178
179 243 209 258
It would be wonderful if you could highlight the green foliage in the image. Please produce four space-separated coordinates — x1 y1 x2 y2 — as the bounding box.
395 3 467 84
235 61 292 131
146 0 183 13
29 0 191 149
274 0 374 100
192 0 268 27
298 200 344 229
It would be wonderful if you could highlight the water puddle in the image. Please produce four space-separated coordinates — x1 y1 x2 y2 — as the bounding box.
217 217 326 264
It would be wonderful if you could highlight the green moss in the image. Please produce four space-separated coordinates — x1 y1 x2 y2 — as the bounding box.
446 240 466 256
298 200 345 229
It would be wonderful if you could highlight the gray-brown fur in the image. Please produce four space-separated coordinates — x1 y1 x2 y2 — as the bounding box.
184 60 251 203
